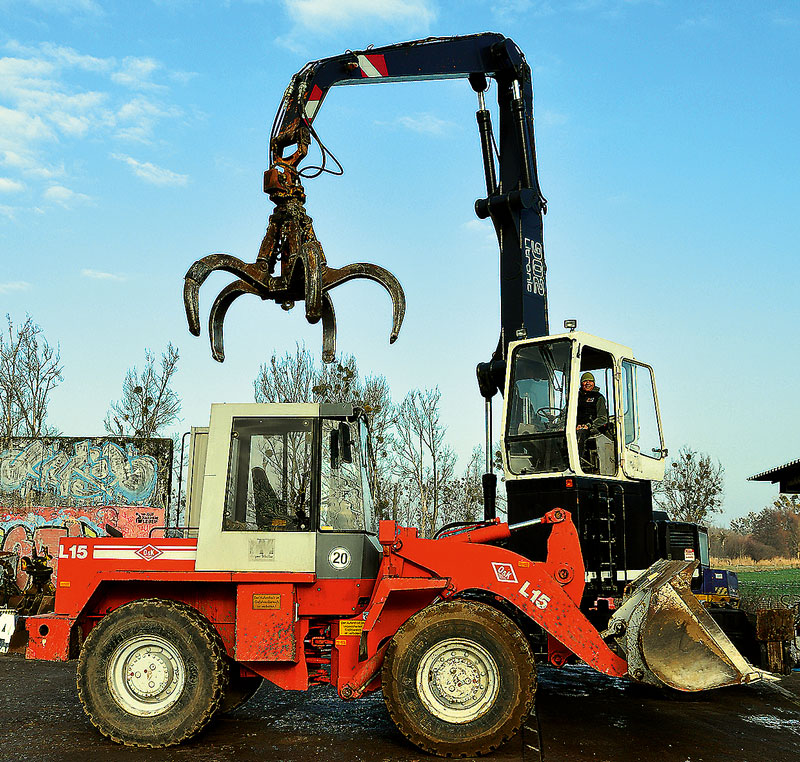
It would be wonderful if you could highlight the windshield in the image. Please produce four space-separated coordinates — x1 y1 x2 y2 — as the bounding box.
505 340 572 475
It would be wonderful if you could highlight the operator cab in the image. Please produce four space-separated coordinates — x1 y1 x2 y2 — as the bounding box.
502 330 667 482
192 403 380 576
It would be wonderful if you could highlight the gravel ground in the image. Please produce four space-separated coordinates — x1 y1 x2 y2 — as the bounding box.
1 655 798 762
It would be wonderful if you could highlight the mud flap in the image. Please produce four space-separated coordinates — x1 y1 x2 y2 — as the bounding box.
607 560 764 691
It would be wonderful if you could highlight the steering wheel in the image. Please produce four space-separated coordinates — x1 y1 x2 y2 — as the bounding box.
536 406 563 424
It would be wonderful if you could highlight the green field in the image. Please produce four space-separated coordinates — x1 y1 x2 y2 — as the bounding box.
722 566 800 608
735 567 800 586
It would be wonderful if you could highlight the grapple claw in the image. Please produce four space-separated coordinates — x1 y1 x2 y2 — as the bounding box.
184 253 270 337
183 160 406 363
183 275 202 337
303 240 324 325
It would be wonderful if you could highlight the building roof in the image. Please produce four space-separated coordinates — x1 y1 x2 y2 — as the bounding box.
748 458 800 493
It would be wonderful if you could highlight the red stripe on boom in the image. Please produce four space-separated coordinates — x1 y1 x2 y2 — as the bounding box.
366 54 388 77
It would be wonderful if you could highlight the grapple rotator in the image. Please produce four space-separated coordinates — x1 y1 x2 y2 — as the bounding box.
183 110 406 363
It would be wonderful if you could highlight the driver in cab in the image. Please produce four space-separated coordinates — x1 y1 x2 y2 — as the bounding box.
576 372 615 475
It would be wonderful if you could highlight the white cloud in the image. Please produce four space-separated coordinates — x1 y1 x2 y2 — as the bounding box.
0 280 30 293
43 184 91 206
0 40 188 205
112 153 188 186
284 0 437 31
0 177 25 193
376 113 454 136
0 105 55 146
463 218 497 248
769 10 799 27
6 41 111 72
537 109 569 127
116 97 180 142
678 15 716 30
494 0 556 17
112 57 166 91
81 269 127 281
19 0 103 14
276 0 436 48
1 149 63 178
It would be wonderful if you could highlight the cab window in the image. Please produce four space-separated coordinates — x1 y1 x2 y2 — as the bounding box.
505 340 571 475
222 417 313 532
621 360 663 460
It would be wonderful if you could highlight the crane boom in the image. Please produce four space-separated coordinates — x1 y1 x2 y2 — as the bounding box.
185 33 548 397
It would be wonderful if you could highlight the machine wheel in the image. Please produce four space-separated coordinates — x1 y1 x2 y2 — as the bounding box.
76 598 229 747
382 600 536 758
219 665 263 714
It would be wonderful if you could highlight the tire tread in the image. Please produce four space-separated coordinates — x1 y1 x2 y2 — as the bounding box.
382 600 536 758
76 597 229 748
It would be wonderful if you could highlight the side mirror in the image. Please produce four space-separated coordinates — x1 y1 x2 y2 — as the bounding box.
330 428 340 470
339 422 353 464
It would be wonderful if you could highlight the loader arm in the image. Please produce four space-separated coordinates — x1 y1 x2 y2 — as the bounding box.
358 510 628 680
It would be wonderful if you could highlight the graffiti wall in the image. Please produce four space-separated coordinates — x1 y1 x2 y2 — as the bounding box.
0 437 172 586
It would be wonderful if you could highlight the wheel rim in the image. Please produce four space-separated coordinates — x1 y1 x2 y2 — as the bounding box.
416 637 499 724
107 635 186 717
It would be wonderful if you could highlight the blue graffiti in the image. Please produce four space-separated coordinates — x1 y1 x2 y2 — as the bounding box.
0 439 159 506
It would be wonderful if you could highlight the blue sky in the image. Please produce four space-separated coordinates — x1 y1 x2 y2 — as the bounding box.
1 0 797 523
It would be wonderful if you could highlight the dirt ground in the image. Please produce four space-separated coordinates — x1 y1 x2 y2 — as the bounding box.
0 655 798 762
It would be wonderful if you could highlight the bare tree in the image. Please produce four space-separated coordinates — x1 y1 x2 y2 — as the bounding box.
105 343 181 437
254 344 317 404
359 374 396 520
729 494 800 559
253 347 494 534
0 314 63 437
392 388 456 538
254 345 397 514
653 445 724 525
254 345 392 432
439 446 484 526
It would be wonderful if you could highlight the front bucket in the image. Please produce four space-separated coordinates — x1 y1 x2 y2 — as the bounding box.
607 560 763 691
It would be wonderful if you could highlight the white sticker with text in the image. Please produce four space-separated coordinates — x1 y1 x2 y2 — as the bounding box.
492 562 518 584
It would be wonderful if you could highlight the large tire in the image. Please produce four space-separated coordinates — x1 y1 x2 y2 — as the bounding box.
76 598 229 747
382 600 536 758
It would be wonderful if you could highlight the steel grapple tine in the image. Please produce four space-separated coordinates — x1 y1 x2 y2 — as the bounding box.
303 240 324 325
183 277 203 337
208 279 266 363
184 254 253 335
322 262 406 344
321 292 336 363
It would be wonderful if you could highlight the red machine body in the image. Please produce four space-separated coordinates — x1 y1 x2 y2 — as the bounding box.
25 509 626 694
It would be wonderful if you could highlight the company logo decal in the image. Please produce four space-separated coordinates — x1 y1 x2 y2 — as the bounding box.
491 562 518 583
135 544 164 562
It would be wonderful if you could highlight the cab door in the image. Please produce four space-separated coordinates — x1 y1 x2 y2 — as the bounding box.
619 359 666 480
